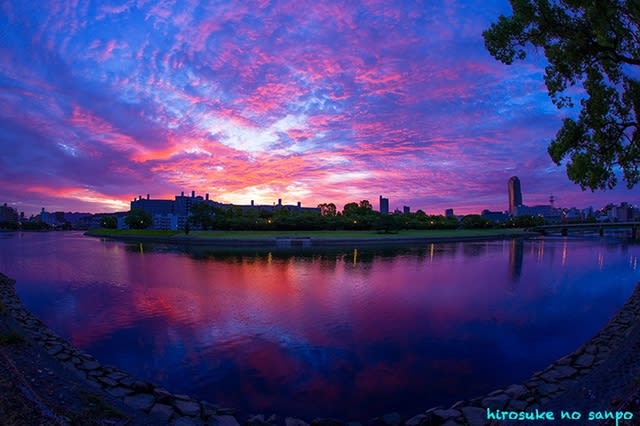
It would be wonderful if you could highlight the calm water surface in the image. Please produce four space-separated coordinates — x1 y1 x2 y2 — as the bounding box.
1 231 639 419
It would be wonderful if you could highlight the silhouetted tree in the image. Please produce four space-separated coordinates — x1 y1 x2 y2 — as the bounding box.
318 203 337 216
124 208 152 229
101 215 117 229
484 0 640 190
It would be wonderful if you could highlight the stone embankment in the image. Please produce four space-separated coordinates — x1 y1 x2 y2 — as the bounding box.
2 271 639 426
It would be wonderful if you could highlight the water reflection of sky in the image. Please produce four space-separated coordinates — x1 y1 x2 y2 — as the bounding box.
0 232 639 419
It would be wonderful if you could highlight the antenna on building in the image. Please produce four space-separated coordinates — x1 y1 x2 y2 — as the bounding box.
549 195 555 207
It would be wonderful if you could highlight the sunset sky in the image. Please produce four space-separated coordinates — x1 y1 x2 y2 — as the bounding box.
1 0 638 216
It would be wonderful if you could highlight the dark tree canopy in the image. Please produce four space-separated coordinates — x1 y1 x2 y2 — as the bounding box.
100 215 117 229
317 203 337 216
483 0 640 190
125 208 152 229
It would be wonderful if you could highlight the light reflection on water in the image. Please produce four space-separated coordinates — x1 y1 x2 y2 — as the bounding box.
0 231 639 420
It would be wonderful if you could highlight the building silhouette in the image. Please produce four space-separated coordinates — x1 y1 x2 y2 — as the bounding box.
130 191 319 230
508 176 523 216
379 196 389 215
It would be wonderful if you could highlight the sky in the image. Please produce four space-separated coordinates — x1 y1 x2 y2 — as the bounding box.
1 0 638 216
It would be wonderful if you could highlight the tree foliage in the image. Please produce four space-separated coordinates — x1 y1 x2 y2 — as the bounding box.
483 0 640 190
317 203 337 216
100 215 117 229
124 208 152 229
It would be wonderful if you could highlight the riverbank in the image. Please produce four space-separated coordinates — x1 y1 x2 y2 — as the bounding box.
85 228 536 247
2 270 639 425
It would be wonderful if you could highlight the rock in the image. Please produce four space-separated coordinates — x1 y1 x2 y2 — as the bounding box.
107 386 133 397
541 365 577 382
150 403 176 423
119 377 134 387
56 352 71 361
481 393 511 410
507 399 528 411
81 360 101 370
285 418 309 426
209 415 241 426
47 345 63 356
575 353 595 368
246 414 268 425
404 414 426 426
537 383 562 396
97 376 118 387
175 399 201 417
171 416 203 426
555 356 572 365
310 419 344 426
373 412 401 426
217 408 237 416
554 365 577 378
505 384 528 399
123 393 155 411
461 407 485 425
133 380 152 392
108 371 128 381
154 388 175 404
201 401 220 418
431 409 461 421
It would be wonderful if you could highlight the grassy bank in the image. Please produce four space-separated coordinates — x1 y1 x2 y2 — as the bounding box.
86 228 529 240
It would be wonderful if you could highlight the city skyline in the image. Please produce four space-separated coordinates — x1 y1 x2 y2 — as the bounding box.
1 1 639 217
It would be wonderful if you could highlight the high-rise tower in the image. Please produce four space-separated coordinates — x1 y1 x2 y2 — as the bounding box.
508 176 522 216
379 195 389 215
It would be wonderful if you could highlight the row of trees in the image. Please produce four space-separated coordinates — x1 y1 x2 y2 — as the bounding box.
113 200 547 232
0 221 54 231
183 200 545 232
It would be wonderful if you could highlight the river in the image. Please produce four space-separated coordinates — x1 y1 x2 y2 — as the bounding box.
0 231 638 420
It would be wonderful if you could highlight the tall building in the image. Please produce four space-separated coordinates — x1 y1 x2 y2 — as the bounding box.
0 203 19 223
508 176 523 216
379 196 389 215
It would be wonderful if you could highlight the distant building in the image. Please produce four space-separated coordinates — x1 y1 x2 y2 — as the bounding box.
0 203 19 223
39 208 53 225
152 214 179 231
607 202 634 222
62 212 93 227
131 194 174 215
403 206 410 214
562 208 583 222
508 176 523 216
379 196 389 215
481 209 509 223
582 206 594 220
514 205 562 223
445 208 455 218
129 191 319 230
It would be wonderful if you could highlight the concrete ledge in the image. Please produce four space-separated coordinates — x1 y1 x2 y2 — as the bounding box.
86 232 536 247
